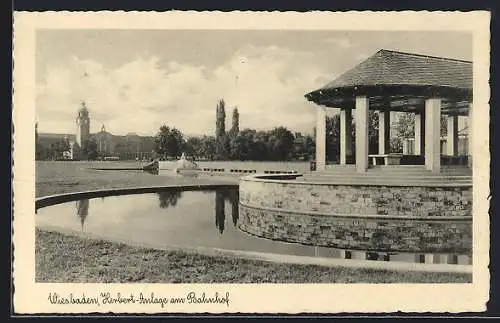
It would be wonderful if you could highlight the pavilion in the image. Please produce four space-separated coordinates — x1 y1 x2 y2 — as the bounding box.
305 49 473 174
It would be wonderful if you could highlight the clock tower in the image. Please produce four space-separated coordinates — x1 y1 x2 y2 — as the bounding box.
76 101 90 147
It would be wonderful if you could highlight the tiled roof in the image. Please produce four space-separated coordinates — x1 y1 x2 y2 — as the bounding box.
318 49 472 91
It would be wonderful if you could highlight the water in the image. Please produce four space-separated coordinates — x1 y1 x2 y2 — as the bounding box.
36 188 471 266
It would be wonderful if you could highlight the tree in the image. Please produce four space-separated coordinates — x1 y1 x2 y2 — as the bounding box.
58 137 71 155
267 127 295 161
182 135 218 160
304 134 315 160
440 115 448 137
200 135 216 160
82 137 98 160
325 114 341 162
391 112 415 153
229 107 240 139
368 111 380 154
36 144 48 160
235 128 257 160
293 132 315 161
293 132 305 160
35 122 45 160
390 112 448 153
44 137 72 160
184 136 202 158
389 137 403 153
154 125 184 159
229 130 257 160
395 113 415 139
229 135 244 160
215 99 228 160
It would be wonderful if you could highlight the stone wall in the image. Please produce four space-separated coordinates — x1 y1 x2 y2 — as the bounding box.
239 180 472 218
238 178 472 253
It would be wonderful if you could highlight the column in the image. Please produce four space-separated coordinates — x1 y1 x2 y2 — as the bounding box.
425 98 442 173
420 110 426 155
355 96 369 173
378 110 390 154
446 114 459 156
315 106 326 171
468 103 473 168
403 139 410 155
414 112 422 155
340 108 353 165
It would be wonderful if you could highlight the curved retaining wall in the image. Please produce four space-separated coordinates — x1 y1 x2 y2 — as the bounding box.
36 184 238 209
238 175 472 253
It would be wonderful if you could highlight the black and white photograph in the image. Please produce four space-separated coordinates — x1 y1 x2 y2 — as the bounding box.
13 11 490 314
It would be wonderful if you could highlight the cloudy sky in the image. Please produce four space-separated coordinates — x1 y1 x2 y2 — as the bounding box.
35 30 472 136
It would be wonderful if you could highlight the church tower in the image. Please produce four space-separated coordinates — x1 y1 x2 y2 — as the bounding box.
76 101 90 147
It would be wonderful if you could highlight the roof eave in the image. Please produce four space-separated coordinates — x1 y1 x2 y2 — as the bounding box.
305 84 472 107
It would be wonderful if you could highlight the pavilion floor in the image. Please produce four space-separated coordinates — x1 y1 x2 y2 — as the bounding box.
301 165 472 186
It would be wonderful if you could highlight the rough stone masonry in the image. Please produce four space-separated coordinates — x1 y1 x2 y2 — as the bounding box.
238 179 472 253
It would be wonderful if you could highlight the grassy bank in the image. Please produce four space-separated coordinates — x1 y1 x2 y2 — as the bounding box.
36 230 471 283
35 161 472 283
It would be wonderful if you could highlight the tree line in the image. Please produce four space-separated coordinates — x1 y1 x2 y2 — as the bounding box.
154 98 317 161
35 99 448 162
154 101 448 163
154 124 315 161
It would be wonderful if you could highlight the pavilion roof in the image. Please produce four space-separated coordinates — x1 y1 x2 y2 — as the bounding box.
305 49 473 108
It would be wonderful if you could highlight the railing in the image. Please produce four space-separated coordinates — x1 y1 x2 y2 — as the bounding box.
103 156 120 161
199 168 298 175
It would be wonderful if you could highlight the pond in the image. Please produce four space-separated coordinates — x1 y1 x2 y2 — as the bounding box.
36 188 471 266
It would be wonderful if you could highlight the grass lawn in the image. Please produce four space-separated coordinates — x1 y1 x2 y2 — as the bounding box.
36 229 471 283
35 161 472 283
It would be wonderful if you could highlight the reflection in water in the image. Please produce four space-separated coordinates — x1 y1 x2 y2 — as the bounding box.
75 199 89 230
158 190 182 209
38 189 471 266
214 189 239 234
144 169 159 175
229 189 239 226
215 191 226 234
413 253 460 265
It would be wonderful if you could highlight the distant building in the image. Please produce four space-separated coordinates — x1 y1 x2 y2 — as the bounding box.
37 103 155 160
94 124 115 156
76 101 90 147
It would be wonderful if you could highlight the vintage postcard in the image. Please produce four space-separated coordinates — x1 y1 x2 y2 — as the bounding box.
12 11 491 314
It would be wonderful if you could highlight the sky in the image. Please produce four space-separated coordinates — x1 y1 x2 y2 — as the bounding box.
35 30 472 136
